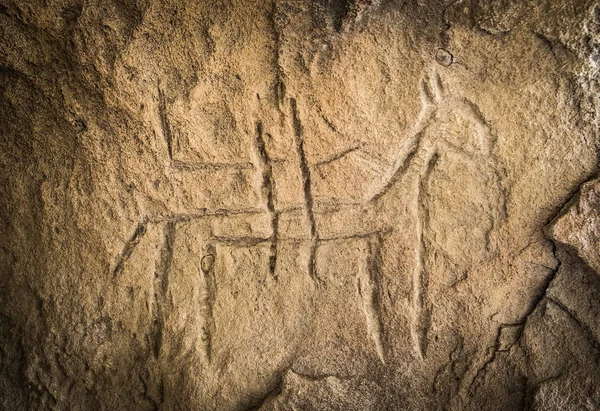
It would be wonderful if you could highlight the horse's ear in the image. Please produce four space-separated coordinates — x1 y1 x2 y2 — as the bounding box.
420 70 447 106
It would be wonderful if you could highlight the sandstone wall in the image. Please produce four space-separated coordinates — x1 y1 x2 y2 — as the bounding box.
1 0 600 409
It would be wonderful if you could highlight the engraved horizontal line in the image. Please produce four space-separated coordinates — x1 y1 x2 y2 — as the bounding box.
209 231 391 246
148 208 265 223
318 229 392 242
314 144 362 167
277 200 366 214
211 235 309 246
312 198 366 212
145 201 372 224
210 236 272 247
144 200 373 225
170 160 255 171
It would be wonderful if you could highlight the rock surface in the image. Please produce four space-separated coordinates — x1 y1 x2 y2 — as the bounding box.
1 0 599 409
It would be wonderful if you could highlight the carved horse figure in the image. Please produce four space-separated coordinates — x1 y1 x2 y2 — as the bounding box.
111 68 506 377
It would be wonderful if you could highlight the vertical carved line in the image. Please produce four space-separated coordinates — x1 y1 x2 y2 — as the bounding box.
412 152 438 359
290 98 319 281
158 86 173 161
270 0 285 111
151 221 176 359
254 121 279 278
357 233 387 364
201 245 217 363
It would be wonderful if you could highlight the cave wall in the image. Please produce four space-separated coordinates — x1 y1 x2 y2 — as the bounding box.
1 0 600 409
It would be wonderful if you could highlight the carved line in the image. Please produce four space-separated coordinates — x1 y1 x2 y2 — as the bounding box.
270 0 285 110
170 160 254 171
113 219 148 278
318 229 392 242
210 235 272 247
255 121 279 278
158 86 173 161
201 245 217 363
148 208 265 223
150 221 176 359
208 230 392 247
547 297 600 353
314 144 362 169
355 146 394 169
370 127 430 203
358 233 387 364
412 151 439 360
291 98 319 281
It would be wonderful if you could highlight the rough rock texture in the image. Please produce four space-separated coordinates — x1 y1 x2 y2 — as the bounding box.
1 0 600 410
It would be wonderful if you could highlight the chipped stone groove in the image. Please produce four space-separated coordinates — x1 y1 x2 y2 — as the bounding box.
200 246 217 363
412 151 439 360
151 221 176 360
357 233 387 364
254 121 279 279
290 97 319 282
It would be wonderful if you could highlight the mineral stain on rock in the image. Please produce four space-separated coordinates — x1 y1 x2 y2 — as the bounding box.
1 0 600 410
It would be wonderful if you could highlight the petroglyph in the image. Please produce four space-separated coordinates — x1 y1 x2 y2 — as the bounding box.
112 219 148 278
290 98 319 281
5 1 600 410
200 246 217 363
412 151 438 359
151 221 176 359
115 67 512 365
357 234 386 364
254 121 279 278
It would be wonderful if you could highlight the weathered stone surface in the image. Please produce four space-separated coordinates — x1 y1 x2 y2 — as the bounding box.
549 178 600 276
1 0 599 409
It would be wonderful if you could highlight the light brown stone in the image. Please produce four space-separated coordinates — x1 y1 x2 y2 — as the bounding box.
1 0 600 409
